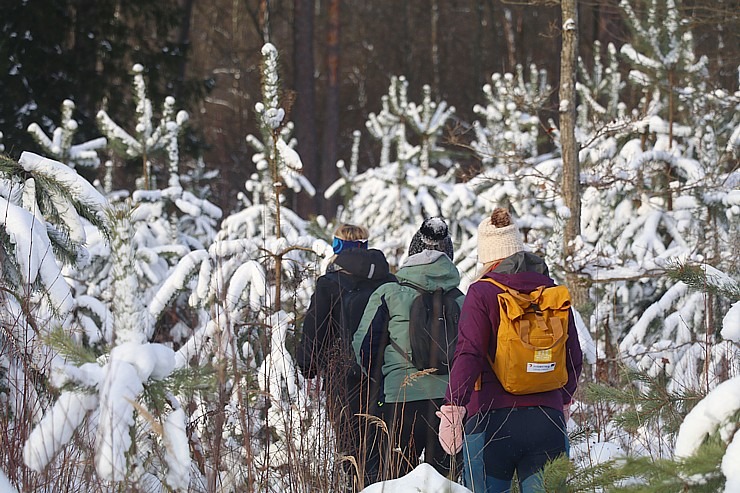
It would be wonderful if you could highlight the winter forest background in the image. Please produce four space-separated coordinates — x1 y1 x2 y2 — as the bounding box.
1 0 739 492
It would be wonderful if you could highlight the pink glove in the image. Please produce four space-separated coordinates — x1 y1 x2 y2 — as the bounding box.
436 405 466 455
563 401 572 424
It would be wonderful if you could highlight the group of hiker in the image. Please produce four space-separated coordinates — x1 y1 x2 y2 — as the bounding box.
295 208 584 493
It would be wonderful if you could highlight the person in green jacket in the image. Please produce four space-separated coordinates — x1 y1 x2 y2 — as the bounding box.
353 217 464 480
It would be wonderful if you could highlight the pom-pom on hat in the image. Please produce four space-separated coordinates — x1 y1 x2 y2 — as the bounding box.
408 216 454 261
477 208 525 264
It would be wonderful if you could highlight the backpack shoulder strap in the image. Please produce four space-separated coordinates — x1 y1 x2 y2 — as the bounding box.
389 338 412 364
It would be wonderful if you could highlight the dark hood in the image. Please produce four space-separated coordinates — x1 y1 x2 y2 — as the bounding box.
493 251 549 277
484 251 554 292
331 248 391 281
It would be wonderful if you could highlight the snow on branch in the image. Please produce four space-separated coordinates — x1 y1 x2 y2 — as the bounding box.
26 99 107 169
18 151 108 223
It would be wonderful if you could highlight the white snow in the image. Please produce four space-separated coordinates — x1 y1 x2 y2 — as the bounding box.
721 301 740 342
0 199 74 315
674 376 740 458
163 408 190 491
95 358 144 481
18 152 107 217
23 391 99 472
0 469 18 493
722 430 740 493
359 464 471 493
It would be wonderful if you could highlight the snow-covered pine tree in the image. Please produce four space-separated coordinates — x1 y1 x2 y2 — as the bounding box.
23 204 190 491
582 264 739 490
96 64 189 190
27 99 107 170
463 64 578 285
329 75 473 269
147 42 333 492
619 0 708 151
471 63 551 169
576 40 628 139
579 0 739 370
0 151 107 488
564 3 740 487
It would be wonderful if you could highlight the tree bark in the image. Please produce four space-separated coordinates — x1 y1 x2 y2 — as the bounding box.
502 7 517 72
322 0 341 216
259 0 270 43
175 0 195 100
293 0 319 212
473 0 485 100
431 0 440 96
559 0 586 307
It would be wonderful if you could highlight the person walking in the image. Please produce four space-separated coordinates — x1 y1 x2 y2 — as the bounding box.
353 217 464 481
438 208 583 492
296 223 395 489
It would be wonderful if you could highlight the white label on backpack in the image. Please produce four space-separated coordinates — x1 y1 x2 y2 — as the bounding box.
527 362 556 373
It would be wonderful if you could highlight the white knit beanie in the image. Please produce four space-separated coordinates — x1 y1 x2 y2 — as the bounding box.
477 208 525 264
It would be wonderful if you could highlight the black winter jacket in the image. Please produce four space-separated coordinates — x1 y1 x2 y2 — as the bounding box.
296 248 395 381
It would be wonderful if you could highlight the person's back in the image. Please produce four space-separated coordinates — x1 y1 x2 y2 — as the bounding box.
358 250 461 404
440 208 583 493
353 217 464 481
296 224 394 488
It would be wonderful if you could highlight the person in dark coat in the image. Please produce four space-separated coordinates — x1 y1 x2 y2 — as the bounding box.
296 224 395 489
438 208 583 493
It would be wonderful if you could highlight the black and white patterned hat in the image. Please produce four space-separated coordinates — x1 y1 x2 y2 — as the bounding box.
408 216 454 261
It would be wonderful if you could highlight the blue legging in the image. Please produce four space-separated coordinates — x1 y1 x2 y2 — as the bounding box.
462 406 568 493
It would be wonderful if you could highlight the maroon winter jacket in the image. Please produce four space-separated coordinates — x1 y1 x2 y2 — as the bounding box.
445 260 583 417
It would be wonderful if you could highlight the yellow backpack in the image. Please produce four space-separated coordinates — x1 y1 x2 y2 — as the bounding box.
480 279 571 395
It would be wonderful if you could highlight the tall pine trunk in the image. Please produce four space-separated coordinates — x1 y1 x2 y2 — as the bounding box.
293 0 319 212
322 0 340 216
559 0 586 308
431 0 440 96
175 0 194 100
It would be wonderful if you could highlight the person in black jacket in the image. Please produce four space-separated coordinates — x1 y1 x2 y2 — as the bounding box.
296 224 395 489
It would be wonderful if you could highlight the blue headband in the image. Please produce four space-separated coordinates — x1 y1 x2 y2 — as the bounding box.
332 237 368 254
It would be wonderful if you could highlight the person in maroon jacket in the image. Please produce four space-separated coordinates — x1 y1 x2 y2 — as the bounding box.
437 208 583 493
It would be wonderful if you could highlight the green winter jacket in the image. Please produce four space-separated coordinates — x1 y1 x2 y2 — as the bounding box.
353 250 464 403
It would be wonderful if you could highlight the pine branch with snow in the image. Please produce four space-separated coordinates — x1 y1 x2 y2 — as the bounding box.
0 152 110 264
27 99 107 170
22 205 192 488
381 76 456 174
607 436 727 492
324 129 362 215
588 368 702 440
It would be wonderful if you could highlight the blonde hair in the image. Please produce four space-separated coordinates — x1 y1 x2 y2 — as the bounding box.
474 260 498 281
334 223 369 242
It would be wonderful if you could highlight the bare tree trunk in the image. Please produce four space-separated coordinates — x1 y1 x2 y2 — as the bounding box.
402 0 412 86
322 0 341 216
473 0 485 99
175 0 195 100
431 0 440 95
559 0 586 307
259 0 270 43
293 0 319 213
502 7 517 71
